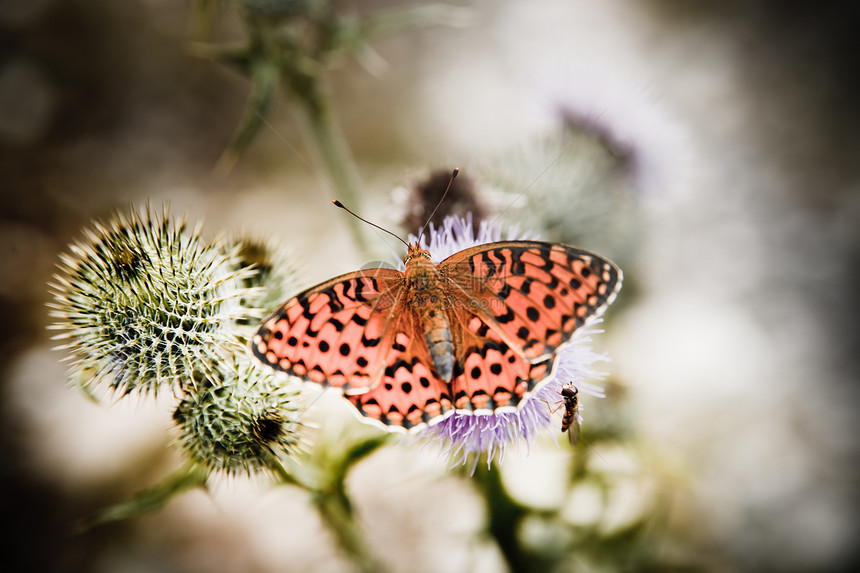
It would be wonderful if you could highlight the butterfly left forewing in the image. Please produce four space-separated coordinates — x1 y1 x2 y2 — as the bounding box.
252 267 406 393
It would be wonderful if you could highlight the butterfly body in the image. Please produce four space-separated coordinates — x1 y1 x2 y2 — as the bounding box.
252 240 621 432
402 245 456 381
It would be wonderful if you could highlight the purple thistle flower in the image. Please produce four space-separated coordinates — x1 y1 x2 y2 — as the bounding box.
405 214 612 473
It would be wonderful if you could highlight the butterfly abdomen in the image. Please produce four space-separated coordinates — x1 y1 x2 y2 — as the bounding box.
421 307 454 381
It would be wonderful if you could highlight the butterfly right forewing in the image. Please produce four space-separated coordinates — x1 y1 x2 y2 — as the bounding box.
437 241 620 409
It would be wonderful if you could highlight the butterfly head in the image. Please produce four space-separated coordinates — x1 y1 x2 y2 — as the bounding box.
403 242 433 265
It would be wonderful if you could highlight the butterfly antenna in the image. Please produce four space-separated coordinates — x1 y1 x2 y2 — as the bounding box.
332 200 409 248
417 167 459 243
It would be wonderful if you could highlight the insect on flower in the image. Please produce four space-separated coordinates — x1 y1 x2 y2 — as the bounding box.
250 170 622 440
546 382 582 445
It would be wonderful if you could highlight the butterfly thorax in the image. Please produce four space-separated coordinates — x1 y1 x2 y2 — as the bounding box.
402 244 455 381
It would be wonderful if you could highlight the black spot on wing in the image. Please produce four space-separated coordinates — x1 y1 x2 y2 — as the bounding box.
480 251 498 276
520 277 534 295
495 307 516 324
361 334 381 348
323 287 344 313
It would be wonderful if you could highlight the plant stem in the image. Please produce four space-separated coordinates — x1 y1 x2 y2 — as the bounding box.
271 456 388 573
296 78 370 258
78 462 208 532
312 487 389 573
474 463 538 573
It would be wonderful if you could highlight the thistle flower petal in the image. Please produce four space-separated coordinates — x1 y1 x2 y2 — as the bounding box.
223 235 298 320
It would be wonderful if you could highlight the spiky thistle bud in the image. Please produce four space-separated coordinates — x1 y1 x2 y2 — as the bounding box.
483 128 638 258
172 357 305 475
223 235 298 323
48 205 259 396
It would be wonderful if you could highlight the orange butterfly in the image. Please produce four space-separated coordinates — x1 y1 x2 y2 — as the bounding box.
251 236 621 432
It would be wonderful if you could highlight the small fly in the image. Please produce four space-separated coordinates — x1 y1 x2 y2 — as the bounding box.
546 382 581 445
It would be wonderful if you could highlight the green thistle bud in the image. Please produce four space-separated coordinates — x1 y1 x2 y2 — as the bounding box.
48 205 259 396
484 128 639 258
172 358 304 475
224 235 297 323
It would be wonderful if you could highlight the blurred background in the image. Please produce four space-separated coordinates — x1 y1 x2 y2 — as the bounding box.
2 0 859 571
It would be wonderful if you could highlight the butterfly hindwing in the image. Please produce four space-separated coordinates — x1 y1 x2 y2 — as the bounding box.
345 310 455 430
435 305 545 413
